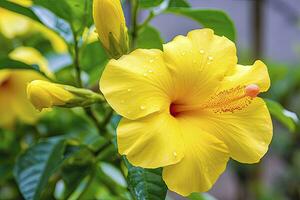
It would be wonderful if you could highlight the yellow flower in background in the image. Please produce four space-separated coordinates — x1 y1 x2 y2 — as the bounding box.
10 47 53 78
0 47 48 128
10 0 32 7
27 80 104 111
27 80 75 111
0 0 67 53
93 0 129 58
100 29 273 196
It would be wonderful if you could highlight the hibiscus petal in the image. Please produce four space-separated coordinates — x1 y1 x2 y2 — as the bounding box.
221 60 270 92
117 112 184 168
163 29 237 104
100 49 173 120
194 98 273 163
9 47 53 78
163 117 229 196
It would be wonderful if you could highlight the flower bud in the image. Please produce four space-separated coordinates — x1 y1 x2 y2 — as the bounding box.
93 0 129 59
27 80 103 111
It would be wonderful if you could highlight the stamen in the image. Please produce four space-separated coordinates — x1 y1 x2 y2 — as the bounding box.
169 84 260 116
203 84 260 113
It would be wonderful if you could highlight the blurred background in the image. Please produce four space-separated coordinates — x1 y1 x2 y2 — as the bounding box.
0 0 300 200
151 0 300 63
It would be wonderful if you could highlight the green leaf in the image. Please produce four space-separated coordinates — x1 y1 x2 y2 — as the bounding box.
137 26 163 50
33 0 93 34
265 99 299 132
188 193 218 200
14 137 66 200
0 57 48 78
124 158 167 200
166 8 236 41
80 41 109 85
98 162 127 187
168 0 190 8
139 0 163 8
60 147 94 199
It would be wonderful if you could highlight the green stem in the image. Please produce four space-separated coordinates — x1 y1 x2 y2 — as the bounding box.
72 29 83 88
85 107 101 131
70 29 103 133
100 109 114 133
96 144 116 161
138 11 155 31
130 0 139 49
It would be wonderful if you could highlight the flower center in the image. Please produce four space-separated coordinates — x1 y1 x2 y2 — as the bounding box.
169 84 260 116
0 76 12 89
170 103 181 117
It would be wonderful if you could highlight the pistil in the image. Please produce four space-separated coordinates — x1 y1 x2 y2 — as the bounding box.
169 84 260 116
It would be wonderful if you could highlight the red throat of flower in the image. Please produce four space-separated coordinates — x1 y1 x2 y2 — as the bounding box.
170 103 179 117
0 77 12 89
170 84 261 117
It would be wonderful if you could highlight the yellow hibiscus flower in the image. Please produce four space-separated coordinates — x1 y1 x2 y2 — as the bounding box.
0 0 67 53
99 29 273 196
0 47 48 128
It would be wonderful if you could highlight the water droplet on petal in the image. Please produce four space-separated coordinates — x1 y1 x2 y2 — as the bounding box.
127 88 132 92
200 50 205 54
149 59 154 63
143 73 148 77
181 52 186 56
208 56 213 61
140 105 146 110
173 151 177 157
148 69 153 73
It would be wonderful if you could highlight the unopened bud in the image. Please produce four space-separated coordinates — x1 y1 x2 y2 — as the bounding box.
27 80 103 111
93 0 129 59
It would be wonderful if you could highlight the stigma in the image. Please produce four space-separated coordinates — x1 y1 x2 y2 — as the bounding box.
245 84 260 98
203 84 261 113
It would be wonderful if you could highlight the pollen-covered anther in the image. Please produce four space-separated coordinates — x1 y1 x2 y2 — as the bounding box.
203 84 259 113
